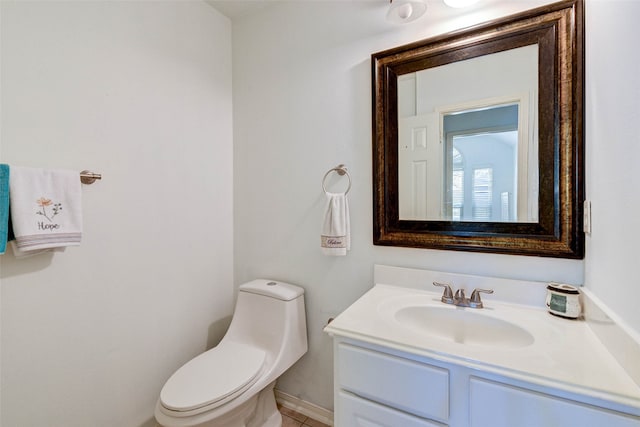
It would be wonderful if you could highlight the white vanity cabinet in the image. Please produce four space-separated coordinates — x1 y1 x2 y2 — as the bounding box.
326 273 640 427
332 337 640 427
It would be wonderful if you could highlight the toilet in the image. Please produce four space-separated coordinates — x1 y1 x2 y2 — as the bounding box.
155 279 308 427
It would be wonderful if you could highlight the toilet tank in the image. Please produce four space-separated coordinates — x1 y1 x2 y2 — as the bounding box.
223 280 308 375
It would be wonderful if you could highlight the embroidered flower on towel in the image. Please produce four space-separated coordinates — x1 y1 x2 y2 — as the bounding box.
36 197 63 222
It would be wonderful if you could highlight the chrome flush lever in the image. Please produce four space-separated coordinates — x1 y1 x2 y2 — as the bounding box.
433 282 454 304
469 288 494 309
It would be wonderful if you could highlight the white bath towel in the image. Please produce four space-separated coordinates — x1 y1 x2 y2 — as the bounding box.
321 192 350 256
9 166 82 252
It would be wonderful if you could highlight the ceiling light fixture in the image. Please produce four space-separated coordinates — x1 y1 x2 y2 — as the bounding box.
387 0 427 24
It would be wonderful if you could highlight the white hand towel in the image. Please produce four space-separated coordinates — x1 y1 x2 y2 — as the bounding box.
321 192 350 256
9 166 82 252
9 241 66 258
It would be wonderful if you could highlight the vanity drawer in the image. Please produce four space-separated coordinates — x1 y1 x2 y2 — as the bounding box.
337 390 446 427
337 343 449 421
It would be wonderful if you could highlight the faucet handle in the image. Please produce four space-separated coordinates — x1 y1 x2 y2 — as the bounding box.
433 282 454 304
469 288 494 308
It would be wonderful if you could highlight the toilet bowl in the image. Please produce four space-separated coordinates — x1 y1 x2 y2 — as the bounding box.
155 280 308 427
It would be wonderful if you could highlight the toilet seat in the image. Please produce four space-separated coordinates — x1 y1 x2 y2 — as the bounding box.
160 341 266 415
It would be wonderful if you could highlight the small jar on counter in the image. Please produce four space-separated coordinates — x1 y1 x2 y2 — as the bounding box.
546 282 581 319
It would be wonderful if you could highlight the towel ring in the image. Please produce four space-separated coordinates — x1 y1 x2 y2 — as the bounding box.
322 164 351 195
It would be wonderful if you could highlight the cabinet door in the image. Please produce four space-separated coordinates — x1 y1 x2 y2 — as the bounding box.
337 391 446 427
470 377 640 427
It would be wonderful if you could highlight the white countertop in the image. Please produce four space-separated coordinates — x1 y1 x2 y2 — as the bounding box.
325 283 640 411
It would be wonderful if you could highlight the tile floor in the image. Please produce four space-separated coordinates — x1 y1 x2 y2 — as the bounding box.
278 405 332 427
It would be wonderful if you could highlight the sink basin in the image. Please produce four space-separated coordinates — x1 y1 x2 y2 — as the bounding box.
393 305 534 349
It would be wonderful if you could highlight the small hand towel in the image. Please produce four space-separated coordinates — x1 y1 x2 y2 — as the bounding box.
0 164 9 254
9 166 82 252
321 192 350 256
9 241 66 258
6 205 66 258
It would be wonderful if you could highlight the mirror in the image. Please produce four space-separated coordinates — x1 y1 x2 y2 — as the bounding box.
372 0 584 258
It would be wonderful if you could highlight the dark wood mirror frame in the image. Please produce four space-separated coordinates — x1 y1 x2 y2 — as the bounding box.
372 0 584 259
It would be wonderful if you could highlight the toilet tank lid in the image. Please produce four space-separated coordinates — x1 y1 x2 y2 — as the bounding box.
239 279 304 301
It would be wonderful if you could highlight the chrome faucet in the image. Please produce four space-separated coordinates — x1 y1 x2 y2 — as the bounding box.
433 282 493 309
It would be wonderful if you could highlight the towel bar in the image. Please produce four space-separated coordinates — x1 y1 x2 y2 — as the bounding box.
80 170 102 185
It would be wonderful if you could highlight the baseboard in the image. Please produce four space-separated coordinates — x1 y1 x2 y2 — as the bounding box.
274 389 334 426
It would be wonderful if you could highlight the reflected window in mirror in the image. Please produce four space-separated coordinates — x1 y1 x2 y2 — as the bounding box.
441 103 537 223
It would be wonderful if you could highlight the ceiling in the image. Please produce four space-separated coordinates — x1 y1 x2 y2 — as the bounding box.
203 1 547 30
205 0 273 19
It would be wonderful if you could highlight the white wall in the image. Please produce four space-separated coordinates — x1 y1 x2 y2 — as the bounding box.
584 1 640 335
0 2 233 426
232 0 585 411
